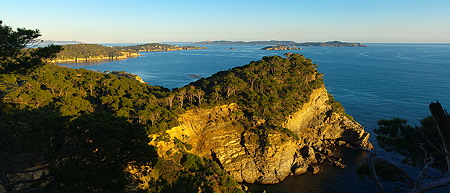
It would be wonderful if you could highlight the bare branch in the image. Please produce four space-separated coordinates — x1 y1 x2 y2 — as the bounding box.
367 151 385 193
418 127 449 156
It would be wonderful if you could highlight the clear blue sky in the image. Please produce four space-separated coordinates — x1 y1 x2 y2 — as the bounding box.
1 0 449 43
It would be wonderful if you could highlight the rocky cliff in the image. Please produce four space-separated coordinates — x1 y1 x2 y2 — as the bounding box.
150 86 372 184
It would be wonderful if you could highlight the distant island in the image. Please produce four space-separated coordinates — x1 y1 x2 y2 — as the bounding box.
298 41 367 47
261 45 302 50
51 44 140 63
51 43 207 63
195 40 298 45
115 43 207 52
195 40 367 47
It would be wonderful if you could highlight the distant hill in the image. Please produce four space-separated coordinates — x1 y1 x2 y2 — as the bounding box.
52 43 139 63
261 45 302 50
195 40 367 47
114 43 207 52
195 40 297 45
297 41 367 47
51 43 207 63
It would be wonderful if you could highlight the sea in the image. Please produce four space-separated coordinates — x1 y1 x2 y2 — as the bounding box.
59 43 450 193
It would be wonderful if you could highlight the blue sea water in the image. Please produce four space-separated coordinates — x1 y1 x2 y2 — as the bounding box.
59 43 450 192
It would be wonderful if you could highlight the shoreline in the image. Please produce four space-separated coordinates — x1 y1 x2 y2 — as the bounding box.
51 55 140 63
51 47 206 64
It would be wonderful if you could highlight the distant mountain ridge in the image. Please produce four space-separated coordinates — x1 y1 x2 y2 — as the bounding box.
41 40 83 45
195 40 367 47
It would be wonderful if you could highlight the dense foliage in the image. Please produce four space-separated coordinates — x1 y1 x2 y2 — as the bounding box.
0 63 245 192
374 117 446 170
190 53 325 129
0 20 62 73
0 53 331 192
54 43 138 61
1 21 352 193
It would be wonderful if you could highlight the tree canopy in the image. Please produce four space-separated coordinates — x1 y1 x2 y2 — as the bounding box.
0 20 62 74
0 21 353 192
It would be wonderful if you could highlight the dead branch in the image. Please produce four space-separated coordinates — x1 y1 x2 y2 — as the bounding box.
367 150 385 193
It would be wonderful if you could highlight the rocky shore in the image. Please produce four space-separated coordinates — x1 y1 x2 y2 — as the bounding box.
149 86 372 184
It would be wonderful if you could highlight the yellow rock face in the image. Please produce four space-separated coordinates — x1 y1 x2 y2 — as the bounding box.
150 87 372 184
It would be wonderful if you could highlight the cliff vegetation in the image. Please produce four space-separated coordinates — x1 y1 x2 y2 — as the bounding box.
52 43 140 63
1 21 371 192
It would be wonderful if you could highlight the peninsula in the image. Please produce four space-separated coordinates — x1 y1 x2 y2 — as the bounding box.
195 40 367 47
115 43 207 52
51 43 207 63
51 43 140 63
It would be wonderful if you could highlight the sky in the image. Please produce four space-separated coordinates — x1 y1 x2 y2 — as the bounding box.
1 0 450 43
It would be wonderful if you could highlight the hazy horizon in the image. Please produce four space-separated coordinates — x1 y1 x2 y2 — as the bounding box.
2 0 450 43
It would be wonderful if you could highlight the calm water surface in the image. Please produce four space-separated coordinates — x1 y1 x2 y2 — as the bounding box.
59 43 450 192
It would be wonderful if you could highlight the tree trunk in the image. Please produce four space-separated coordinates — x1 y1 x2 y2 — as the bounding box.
429 101 450 173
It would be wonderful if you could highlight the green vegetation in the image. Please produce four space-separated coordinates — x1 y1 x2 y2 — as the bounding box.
357 115 450 192
115 43 206 52
189 53 324 131
0 20 62 74
374 117 446 170
1 22 345 192
52 43 205 63
54 43 138 62
151 153 243 193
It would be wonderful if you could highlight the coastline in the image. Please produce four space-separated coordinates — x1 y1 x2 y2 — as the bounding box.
52 45 207 64
50 52 140 63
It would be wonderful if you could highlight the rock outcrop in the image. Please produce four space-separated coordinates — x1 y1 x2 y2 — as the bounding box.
149 86 372 184
110 71 146 83
261 45 302 50
51 52 140 63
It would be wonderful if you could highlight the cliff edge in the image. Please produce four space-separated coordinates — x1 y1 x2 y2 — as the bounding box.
150 86 372 184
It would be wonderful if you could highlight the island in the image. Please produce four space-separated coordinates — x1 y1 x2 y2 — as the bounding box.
261 45 302 50
51 43 207 63
195 40 298 45
114 43 207 52
298 41 367 47
51 43 140 63
195 40 367 47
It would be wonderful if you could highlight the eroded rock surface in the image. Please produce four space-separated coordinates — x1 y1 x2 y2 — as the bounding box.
149 87 372 184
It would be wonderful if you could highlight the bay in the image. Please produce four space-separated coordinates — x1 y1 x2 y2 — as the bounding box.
59 43 450 192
